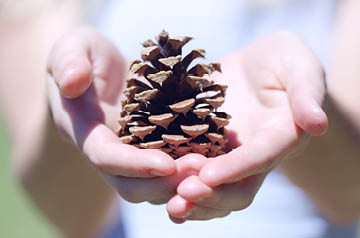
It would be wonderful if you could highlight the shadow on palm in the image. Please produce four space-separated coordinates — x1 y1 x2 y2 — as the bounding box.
61 85 105 150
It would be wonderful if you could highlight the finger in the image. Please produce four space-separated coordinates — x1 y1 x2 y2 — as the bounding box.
174 153 208 177
57 54 93 99
47 26 126 101
167 195 230 221
166 194 194 218
274 33 328 136
244 32 328 136
104 175 175 204
104 154 208 204
285 63 328 136
83 124 176 178
199 126 298 187
177 174 265 210
47 33 93 98
47 75 176 178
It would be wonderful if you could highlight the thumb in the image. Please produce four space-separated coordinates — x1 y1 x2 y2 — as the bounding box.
58 58 93 99
47 32 93 99
285 55 328 136
47 26 127 100
268 32 329 136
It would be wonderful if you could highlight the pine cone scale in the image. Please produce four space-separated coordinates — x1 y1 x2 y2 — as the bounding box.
118 31 231 159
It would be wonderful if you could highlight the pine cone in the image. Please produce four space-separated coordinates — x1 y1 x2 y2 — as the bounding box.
118 31 231 159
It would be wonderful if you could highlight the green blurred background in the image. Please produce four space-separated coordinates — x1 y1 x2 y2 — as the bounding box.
0 117 59 238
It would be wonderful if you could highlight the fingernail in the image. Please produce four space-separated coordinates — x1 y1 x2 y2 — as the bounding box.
149 169 168 177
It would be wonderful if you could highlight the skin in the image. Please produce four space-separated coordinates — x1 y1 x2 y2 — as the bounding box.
0 2 119 237
279 0 360 224
1 0 360 237
167 33 328 222
48 28 328 224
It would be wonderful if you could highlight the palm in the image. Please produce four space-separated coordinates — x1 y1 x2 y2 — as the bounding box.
199 33 328 185
48 29 327 220
47 27 177 184
220 51 302 165
166 33 328 222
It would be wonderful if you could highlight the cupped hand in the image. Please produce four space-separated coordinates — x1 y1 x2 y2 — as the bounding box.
46 26 179 203
167 32 328 222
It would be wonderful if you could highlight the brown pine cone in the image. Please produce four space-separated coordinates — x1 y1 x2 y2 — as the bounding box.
117 31 231 159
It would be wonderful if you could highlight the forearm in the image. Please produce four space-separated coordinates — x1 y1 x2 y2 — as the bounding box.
0 2 117 236
279 0 360 225
18 114 117 237
327 0 360 132
280 96 360 225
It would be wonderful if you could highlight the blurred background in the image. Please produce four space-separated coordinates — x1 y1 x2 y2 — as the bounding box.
0 120 59 237
0 0 359 237
0 1 95 237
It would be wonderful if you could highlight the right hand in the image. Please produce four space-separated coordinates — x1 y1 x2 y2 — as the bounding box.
166 32 328 222
46 26 183 204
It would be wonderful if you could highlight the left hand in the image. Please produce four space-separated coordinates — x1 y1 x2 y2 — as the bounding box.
166 32 328 222
46 27 178 204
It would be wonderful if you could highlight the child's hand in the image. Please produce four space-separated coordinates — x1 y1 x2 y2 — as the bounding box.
167 32 328 222
46 26 177 202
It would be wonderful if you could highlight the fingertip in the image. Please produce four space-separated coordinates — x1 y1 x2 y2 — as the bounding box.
177 176 212 202
199 163 222 187
298 101 328 136
59 64 93 98
84 125 176 178
199 154 238 187
175 153 207 173
166 194 194 218
148 151 177 176
305 109 328 136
